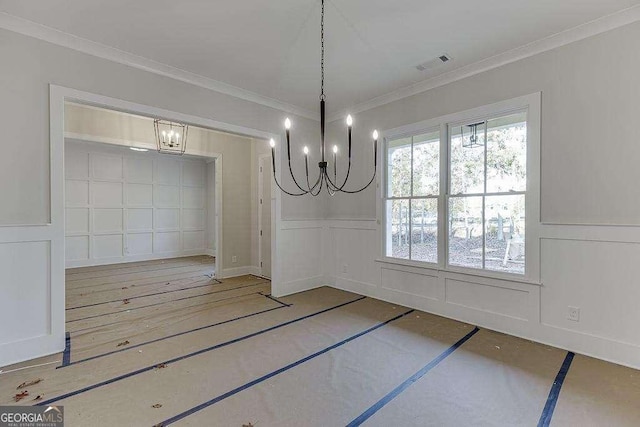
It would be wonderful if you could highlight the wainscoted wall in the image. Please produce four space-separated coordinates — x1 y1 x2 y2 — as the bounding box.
325 219 640 369
0 236 63 365
317 22 640 371
65 141 210 267
2 12 639 372
276 219 325 297
0 27 320 367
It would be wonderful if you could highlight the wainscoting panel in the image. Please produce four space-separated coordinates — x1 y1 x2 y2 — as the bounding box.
277 221 324 296
66 235 89 261
541 237 640 348
381 267 439 301
65 141 209 267
0 241 51 345
445 278 531 322
0 222 63 367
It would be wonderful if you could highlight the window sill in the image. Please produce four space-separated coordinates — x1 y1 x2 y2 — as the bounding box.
375 257 542 286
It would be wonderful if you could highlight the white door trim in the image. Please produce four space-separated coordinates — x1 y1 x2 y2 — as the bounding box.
258 154 272 278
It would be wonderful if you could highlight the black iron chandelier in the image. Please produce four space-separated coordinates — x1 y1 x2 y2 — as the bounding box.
269 0 378 196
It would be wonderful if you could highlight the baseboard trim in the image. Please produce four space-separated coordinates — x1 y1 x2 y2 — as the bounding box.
221 265 260 279
66 250 212 269
273 275 325 298
204 249 217 257
325 279 640 370
0 334 64 370
332 277 378 297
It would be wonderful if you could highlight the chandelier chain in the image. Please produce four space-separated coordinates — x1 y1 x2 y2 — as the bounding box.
268 0 377 197
320 0 325 100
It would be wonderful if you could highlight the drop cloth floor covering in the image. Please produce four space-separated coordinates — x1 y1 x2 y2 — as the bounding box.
1 256 639 426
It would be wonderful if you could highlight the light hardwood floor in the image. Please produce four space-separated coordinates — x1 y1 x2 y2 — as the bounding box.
1 256 639 426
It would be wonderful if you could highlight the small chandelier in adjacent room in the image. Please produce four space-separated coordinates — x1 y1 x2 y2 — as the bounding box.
154 119 188 155
269 0 378 196
461 121 486 149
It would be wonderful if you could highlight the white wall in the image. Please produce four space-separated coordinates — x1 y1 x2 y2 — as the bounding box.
323 21 640 369
0 28 324 367
0 29 322 224
65 141 209 268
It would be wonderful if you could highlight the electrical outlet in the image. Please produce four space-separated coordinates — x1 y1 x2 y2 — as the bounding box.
342 264 348 274
232 256 237 263
568 306 580 322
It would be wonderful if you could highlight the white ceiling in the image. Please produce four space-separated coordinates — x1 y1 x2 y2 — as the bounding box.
2 0 638 116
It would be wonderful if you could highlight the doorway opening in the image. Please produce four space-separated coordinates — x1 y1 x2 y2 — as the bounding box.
49 86 280 367
63 103 221 275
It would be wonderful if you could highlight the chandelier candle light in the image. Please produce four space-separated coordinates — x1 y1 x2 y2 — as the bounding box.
154 119 188 155
269 0 378 196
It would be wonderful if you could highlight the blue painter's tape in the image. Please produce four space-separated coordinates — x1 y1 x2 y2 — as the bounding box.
36 296 367 407
538 351 575 427
346 326 480 426
68 264 211 289
60 305 287 369
61 332 71 367
159 309 415 425
67 280 230 310
260 293 292 307
67 283 267 323
69 292 266 333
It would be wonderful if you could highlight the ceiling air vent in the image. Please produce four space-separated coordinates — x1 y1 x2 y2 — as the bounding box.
416 54 451 71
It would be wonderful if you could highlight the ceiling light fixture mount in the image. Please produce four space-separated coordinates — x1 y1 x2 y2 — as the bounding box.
154 119 188 155
269 0 377 196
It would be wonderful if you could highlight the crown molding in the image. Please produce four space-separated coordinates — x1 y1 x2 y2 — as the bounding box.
327 4 640 122
0 12 319 121
3 5 639 125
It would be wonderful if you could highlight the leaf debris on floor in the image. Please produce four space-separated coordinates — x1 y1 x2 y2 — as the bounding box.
34 394 44 401
14 391 29 402
17 378 43 389
152 404 162 409
154 363 167 370
243 423 254 427
117 340 130 347
123 299 130 304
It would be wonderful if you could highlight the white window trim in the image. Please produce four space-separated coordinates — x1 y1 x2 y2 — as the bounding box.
384 125 441 263
377 92 541 283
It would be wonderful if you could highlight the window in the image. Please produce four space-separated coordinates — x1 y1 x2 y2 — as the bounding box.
385 130 440 263
448 112 527 274
382 95 539 279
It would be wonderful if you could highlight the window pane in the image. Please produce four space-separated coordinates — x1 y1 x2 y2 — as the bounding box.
487 112 527 193
412 131 440 197
485 195 525 274
448 196 483 269
410 199 438 263
450 126 484 195
386 199 410 259
387 137 412 197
